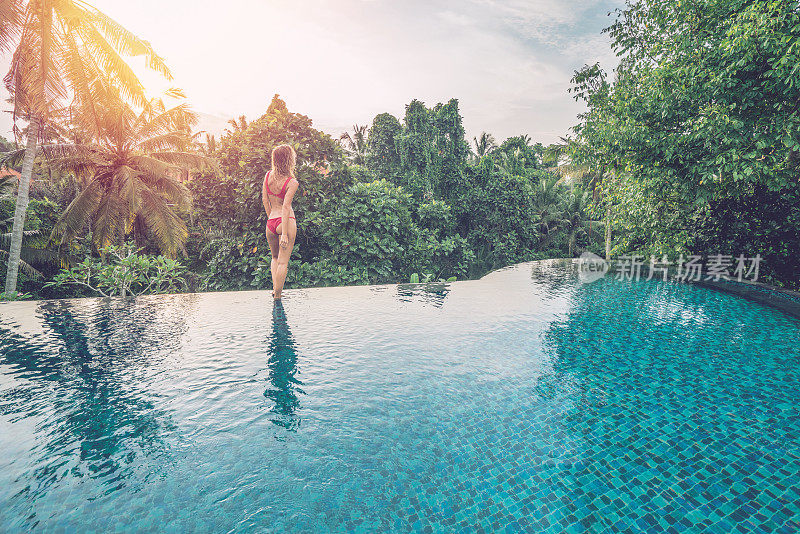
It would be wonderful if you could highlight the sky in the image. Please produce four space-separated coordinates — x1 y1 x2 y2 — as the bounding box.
0 0 624 146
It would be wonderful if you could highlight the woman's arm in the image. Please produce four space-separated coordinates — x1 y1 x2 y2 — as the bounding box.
279 180 300 247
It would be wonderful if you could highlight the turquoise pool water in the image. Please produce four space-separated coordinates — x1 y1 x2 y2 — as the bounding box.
1 261 799 532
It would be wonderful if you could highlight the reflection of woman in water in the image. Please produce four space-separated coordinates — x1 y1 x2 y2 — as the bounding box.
264 301 304 431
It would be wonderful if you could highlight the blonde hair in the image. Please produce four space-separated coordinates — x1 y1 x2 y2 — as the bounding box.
271 144 296 177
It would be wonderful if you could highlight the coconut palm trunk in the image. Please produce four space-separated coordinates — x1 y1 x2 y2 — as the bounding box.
4 118 39 294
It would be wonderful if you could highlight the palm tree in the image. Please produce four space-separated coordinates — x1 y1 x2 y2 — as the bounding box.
2 0 172 294
544 137 614 259
0 173 47 281
473 132 497 158
559 189 602 257
224 115 248 136
34 82 203 257
340 124 368 165
533 173 565 247
497 148 531 177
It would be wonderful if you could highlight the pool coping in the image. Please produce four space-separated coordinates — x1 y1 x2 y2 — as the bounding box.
3 258 800 321
688 278 800 320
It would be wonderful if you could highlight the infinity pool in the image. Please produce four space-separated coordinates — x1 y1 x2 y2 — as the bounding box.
1 261 799 532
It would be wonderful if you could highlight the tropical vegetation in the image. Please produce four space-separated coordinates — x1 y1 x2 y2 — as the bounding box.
1 0 798 300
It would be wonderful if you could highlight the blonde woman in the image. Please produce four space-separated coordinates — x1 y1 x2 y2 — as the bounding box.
262 144 299 299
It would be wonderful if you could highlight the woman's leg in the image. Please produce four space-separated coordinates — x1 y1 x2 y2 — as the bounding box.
272 219 296 299
265 226 280 295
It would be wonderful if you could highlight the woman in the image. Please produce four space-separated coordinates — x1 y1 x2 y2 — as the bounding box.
262 144 299 299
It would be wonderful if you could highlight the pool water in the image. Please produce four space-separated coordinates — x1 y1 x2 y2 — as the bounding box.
1 261 799 532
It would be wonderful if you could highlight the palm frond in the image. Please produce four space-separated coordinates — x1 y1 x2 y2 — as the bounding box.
56 30 104 140
0 248 42 279
0 0 24 54
137 103 198 140
138 187 187 257
137 132 187 152
39 142 104 176
0 175 16 196
5 28 62 118
164 87 186 99
74 22 150 108
114 164 141 214
86 7 173 80
51 178 103 244
128 154 172 177
91 189 127 250
146 151 208 167
0 229 40 247
0 147 25 167
142 172 191 211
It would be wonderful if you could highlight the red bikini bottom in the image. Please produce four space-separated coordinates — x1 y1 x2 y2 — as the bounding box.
267 216 295 234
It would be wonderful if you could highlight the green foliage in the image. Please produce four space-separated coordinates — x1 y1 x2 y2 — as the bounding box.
0 135 14 153
41 83 201 257
320 179 415 282
570 0 800 287
690 184 800 289
200 233 270 291
473 132 497 159
366 113 403 178
18 94 604 299
313 179 473 283
493 136 540 175
396 99 471 199
0 197 60 293
214 94 340 228
284 259 371 288
410 273 457 283
0 291 33 301
46 245 188 297
340 125 369 165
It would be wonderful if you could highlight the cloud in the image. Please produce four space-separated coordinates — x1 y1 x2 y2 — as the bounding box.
471 0 606 42
438 10 474 27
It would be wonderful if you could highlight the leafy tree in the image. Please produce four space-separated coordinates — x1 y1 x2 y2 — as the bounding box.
366 113 403 177
225 115 248 135
573 0 800 283
214 94 340 227
487 136 543 184
0 197 58 284
533 172 567 249
198 232 268 291
308 179 473 284
455 159 540 271
545 135 615 258
396 99 471 199
0 135 13 153
690 184 800 288
2 0 172 294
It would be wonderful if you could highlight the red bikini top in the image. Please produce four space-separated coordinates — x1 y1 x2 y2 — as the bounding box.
264 171 292 200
